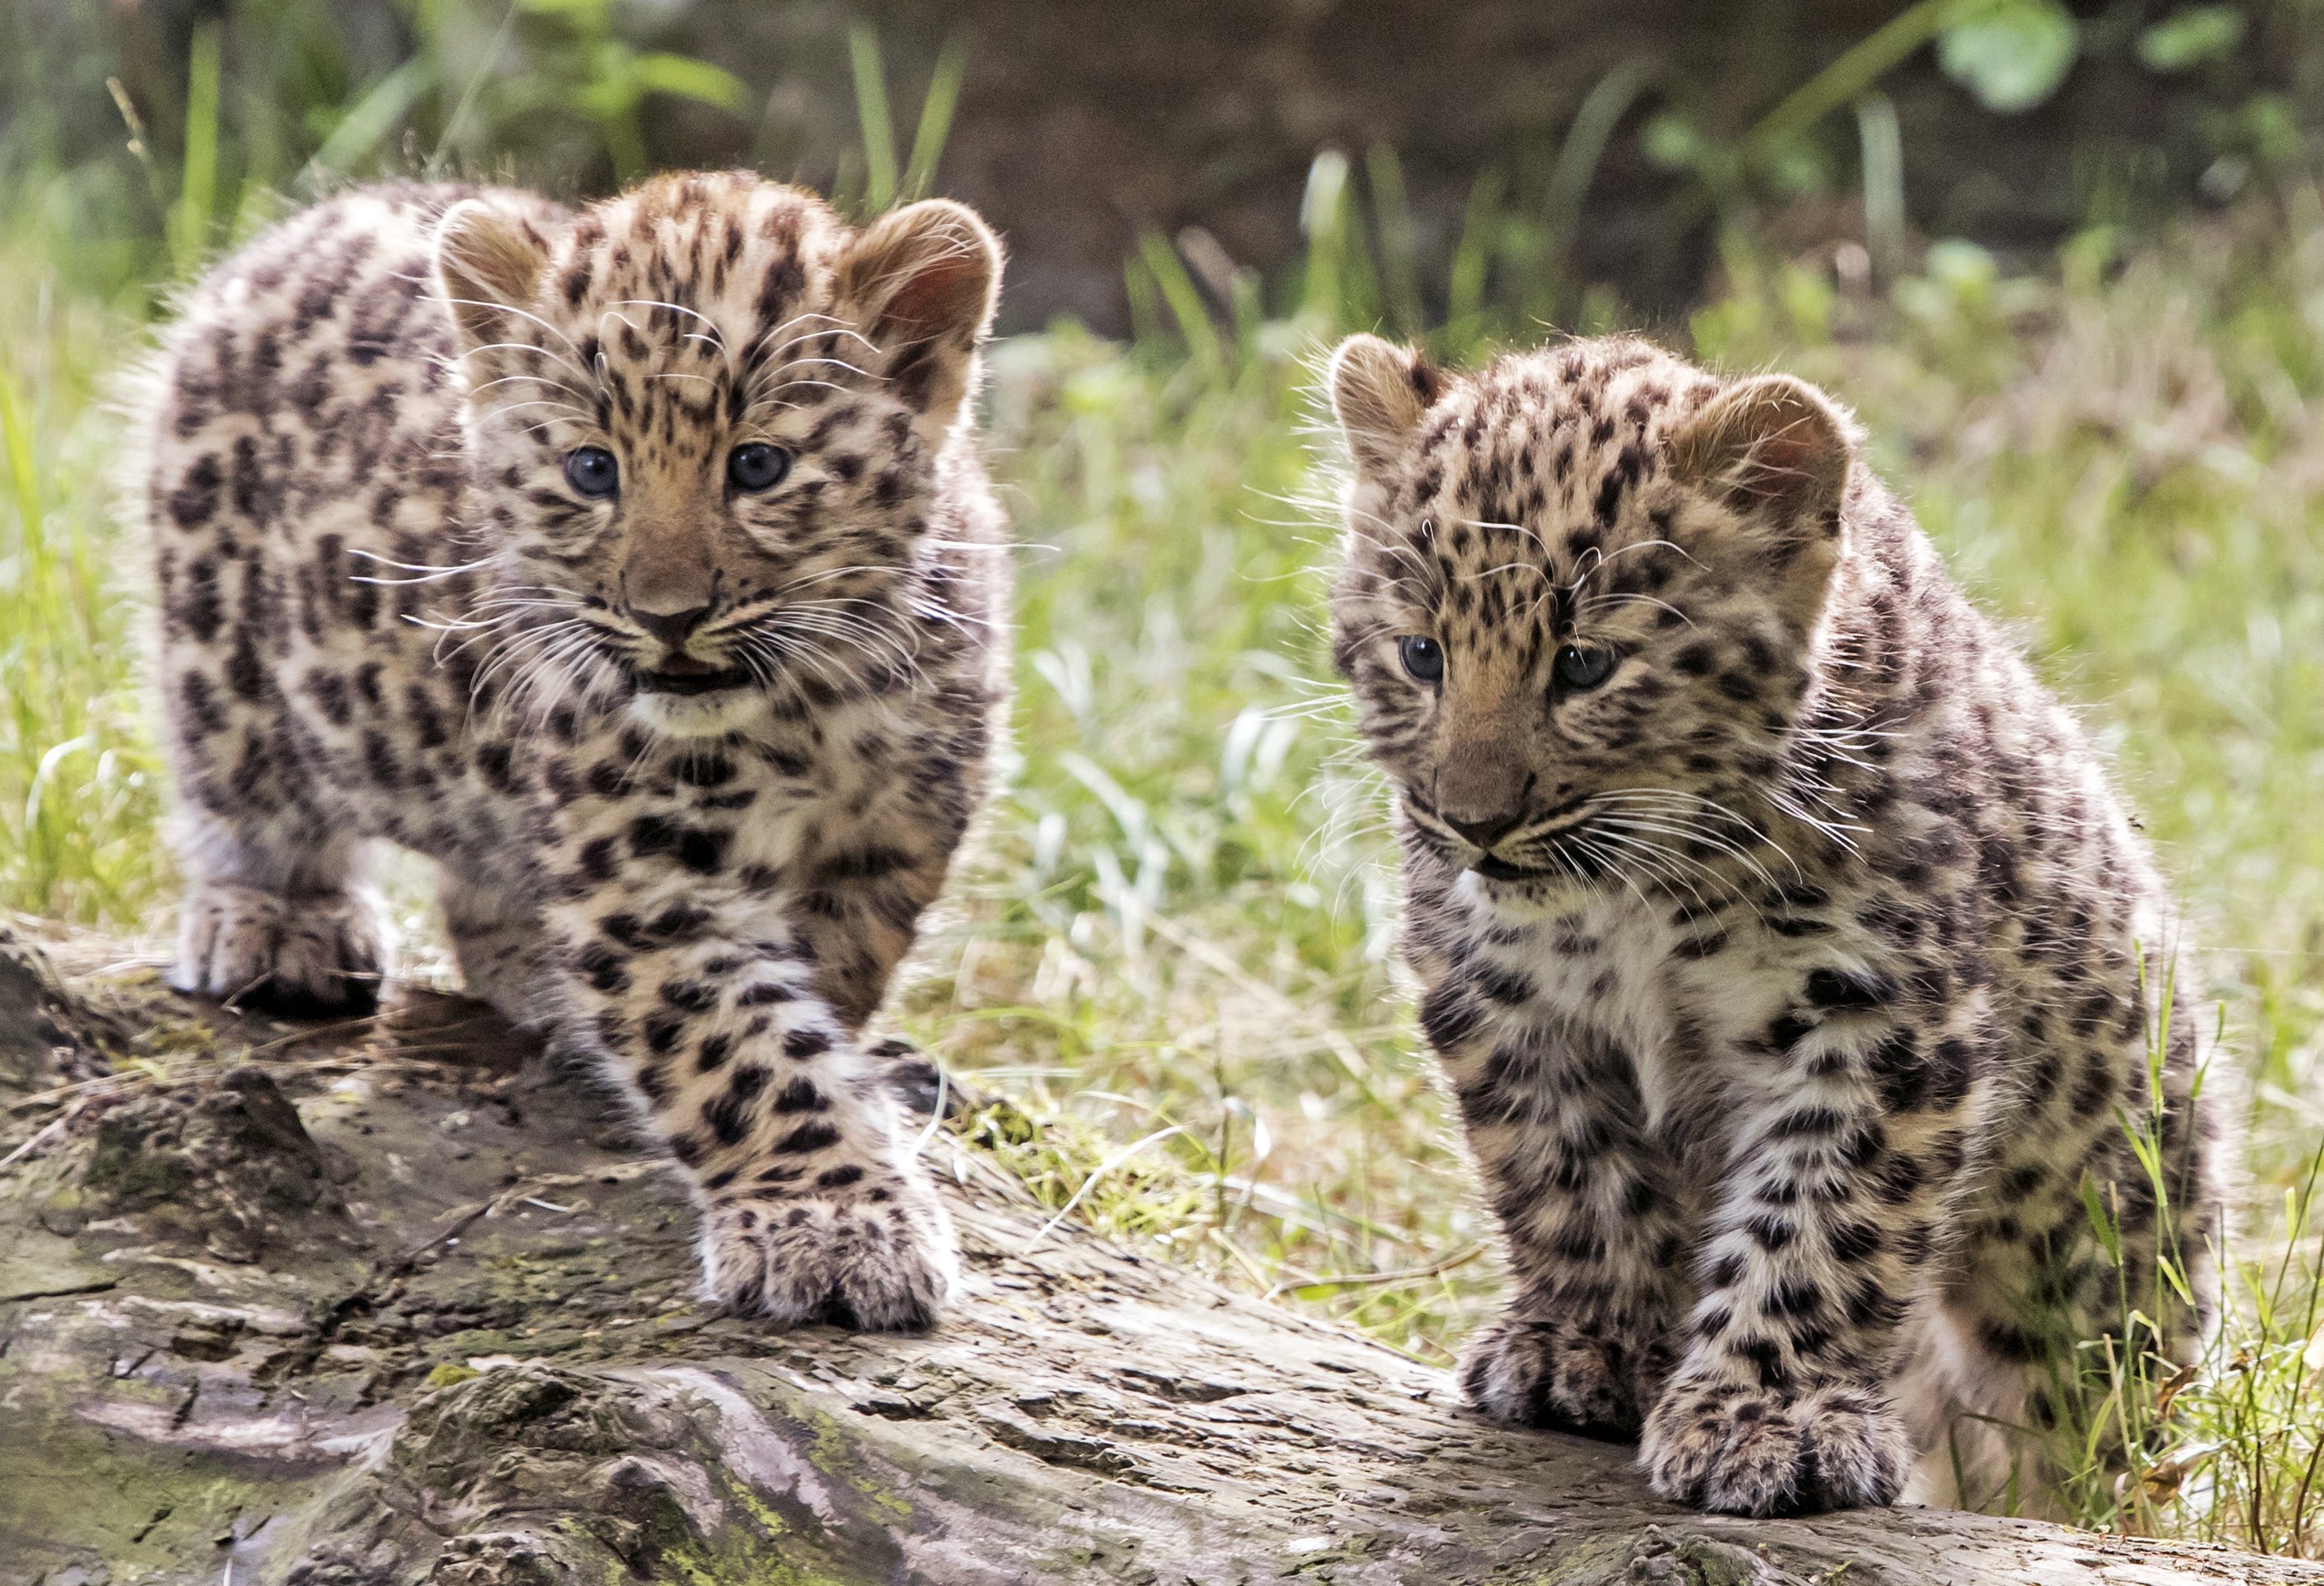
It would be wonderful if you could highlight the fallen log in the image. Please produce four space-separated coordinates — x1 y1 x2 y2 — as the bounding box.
0 926 2312 1586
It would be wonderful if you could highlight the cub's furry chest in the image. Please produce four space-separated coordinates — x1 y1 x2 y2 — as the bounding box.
1454 885 1693 1133
1452 881 1828 1153
544 695 934 863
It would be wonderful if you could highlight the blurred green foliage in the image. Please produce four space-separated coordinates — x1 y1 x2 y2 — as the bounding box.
2 0 754 300
5 1 2314 322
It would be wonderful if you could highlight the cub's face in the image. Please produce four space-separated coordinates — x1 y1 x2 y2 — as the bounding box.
436 172 1001 736
1325 334 1857 903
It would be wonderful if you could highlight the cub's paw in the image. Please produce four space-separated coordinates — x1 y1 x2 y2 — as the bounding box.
697 1171 958 1331
1459 1313 1662 1441
439 875 549 1026
172 879 385 1018
1641 1379 1909 1517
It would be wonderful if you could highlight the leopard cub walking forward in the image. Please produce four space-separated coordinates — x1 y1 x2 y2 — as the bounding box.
1325 333 2217 1514
131 172 1009 1328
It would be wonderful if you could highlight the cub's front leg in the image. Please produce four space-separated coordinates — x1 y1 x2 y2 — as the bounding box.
1430 981 1688 1439
547 873 956 1329
1640 981 1979 1515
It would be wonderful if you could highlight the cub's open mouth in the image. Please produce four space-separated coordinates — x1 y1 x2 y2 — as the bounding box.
634 665 752 697
1472 853 1559 883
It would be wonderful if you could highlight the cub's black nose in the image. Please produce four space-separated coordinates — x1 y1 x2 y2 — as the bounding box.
632 604 711 649
1445 810 1524 848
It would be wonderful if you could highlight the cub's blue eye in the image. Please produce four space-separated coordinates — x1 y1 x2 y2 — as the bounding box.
1398 635 1444 685
564 447 618 500
727 442 792 493
1554 643 1618 691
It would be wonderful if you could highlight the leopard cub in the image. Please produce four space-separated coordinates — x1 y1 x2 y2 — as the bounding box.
1325 332 2218 1514
131 173 1009 1328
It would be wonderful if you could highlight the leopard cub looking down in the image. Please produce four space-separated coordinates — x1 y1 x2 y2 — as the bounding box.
130 172 1008 1328
1325 332 2218 1515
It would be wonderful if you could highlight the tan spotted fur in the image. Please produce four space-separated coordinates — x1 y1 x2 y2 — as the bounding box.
130 173 1009 1329
1325 332 2219 1515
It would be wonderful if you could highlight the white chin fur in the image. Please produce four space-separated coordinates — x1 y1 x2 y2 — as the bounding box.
627 689 766 737
1457 865 1586 915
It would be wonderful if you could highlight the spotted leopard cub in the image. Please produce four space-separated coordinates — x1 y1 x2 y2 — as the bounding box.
1325 333 2219 1515
131 172 1010 1328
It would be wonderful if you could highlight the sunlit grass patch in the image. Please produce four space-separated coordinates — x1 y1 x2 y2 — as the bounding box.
2076 1148 2324 1553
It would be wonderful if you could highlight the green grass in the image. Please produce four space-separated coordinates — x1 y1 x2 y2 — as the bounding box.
0 249 168 928
9 137 2324 1549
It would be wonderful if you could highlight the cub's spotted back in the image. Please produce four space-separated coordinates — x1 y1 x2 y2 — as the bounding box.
133 172 1010 1328
1325 331 2217 1516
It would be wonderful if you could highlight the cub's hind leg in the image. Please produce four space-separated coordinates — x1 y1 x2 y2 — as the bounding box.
440 869 551 1026
1914 1025 2219 1513
170 810 387 1018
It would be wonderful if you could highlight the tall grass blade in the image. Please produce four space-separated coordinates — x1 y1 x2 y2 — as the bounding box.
902 40 968 201
105 77 171 226
431 0 524 167
1301 149 1353 326
1749 0 1998 160
1366 145 1423 338
1122 252 1164 351
1850 92 1905 281
1300 150 1384 331
169 24 223 277
0 358 43 561
1545 58 1654 242
305 57 436 188
1136 232 1223 374
849 24 899 214
1444 168 1504 351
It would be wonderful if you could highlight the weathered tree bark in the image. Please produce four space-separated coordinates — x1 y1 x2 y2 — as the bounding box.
2 926 2313 1586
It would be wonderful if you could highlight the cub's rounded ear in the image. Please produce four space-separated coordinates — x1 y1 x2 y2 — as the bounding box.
434 199 553 350
1670 374 1854 529
1327 333 1443 477
836 199 1004 422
